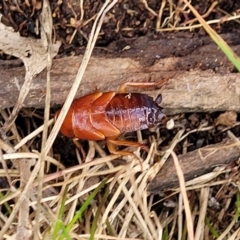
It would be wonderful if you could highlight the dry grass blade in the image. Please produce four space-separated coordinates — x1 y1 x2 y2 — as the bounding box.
141 0 157 17
177 194 183 239
45 0 118 154
195 187 209 240
171 151 194 240
156 0 166 29
13 119 54 151
217 218 238 240
148 128 185 181
120 181 155 240
227 228 240 240
77 234 143 240
34 0 53 238
0 138 15 154
183 1 218 26
0 156 40 238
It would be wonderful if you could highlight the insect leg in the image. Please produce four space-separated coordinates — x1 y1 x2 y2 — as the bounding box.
106 138 149 170
73 138 86 161
118 73 175 93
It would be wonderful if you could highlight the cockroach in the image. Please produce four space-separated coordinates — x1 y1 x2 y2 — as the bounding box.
55 80 167 156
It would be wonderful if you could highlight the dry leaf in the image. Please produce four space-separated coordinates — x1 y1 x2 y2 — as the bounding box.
215 111 237 127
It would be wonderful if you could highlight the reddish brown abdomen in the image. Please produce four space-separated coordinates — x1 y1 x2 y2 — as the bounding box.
105 93 165 133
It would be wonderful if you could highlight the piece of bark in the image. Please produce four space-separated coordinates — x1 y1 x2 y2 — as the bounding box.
148 138 240 193
0 33 240 114
0 21 60 131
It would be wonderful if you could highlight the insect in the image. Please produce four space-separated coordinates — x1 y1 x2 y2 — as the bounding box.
55 80 167 156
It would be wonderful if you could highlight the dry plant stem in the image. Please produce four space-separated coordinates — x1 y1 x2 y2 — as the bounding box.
77 234 142 239
131 168 162 238
178 194 183 239
65 178 84 222
217 7 240 24
121 184 154 240
62 166 123 206
98 174 129 236
1 113 33 238
227 130 240 142
23 155 119 189
148 138 240 192
148 128 185 181
157 14 240 31
67 0 85 44
14 119 54 150
195 187 209 240
63 165 124 183
0 16 60 133
117 144 155 221
1 123 35 238
2 71 32 133
0 138 15 153
170 208 178 239
129 174 158 239
17 158 32 239
141 0 157 16
65 142 96 223
0 188 22 206
79 0 84 21
96 163 135 222
2 152 41 160
0 157 40 238
44 0 118 155
103 152 157 238
107 171 135 222
54 181 70 225
228 228 240 240
217 194 232 223
119 207 135 237
34 0 53 238
171 151 194 240
156 0 166 29
183 1 218 26
107 144 155 224
150 212 163 238
217 218 238 240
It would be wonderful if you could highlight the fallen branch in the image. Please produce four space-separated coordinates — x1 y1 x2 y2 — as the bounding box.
148 138 240 193
0 33 240 114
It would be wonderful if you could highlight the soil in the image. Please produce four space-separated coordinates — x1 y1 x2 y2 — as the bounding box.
1 0 240 59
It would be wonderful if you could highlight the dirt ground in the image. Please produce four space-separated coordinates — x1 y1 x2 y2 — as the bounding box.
1 0 240 58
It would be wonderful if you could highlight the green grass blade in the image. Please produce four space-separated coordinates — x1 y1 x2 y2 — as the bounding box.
90 185 110 240
235 191 240 221
183 0 240 71
205 217 219 238
65 178 108 233
0 192 12 215
52 185 69 239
